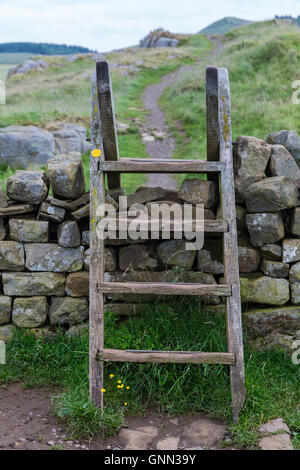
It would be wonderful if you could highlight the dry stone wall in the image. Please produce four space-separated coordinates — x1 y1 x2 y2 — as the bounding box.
1 131 300 350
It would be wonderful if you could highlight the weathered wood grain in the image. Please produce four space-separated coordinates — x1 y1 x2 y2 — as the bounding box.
98 282 232 296
96 61 121 190
100 349 235 365
206 66 220 195
99 159 226 173
104 218 228 233
218 67 245 422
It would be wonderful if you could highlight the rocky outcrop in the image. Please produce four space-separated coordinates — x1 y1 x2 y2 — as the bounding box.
140 30 179 48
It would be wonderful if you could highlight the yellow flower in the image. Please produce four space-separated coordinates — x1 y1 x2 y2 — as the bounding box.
109 374 114 379
101 388 106 393
126 386 130 390
91 148 101 158
120 384 124 388
117 385 121 389
117 380 122 384
124 402 128 406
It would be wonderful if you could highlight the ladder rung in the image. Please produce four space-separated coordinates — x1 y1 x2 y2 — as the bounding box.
105 218 229 233
100 349 235 365
99 159 226 173
99 282 232 296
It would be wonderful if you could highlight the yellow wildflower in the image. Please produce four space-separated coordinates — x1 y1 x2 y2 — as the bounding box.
109 374 114 379
126 386 130 390
101 388 106 393
117 380 122 384
124 402 128 406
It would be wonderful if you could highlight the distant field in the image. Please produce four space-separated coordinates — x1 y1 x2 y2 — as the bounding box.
0 64 10 80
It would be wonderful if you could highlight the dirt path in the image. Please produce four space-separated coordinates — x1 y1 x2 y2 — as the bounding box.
141 36 224 190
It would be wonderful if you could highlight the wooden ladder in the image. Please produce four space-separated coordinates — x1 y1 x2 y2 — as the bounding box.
90 61 245 422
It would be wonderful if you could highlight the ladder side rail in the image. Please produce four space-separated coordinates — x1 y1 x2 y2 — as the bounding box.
218 67 245 421
206 66 220 197
89 71 106 408
96 61 121 190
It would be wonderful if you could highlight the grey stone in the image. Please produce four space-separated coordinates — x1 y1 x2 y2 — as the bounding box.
243 305 300 334
0 218 6 240
259 434 293 450
251 331 296 351
2 272 66 296
0 324 16 342
84 247 117 272
70 203 89 221
290 283 300 304
246 212 285 247
197 249 223 274
289 262 300 282
38 202 65 223
260 260 289 278
46 153 86 200
65 272 89 297
12 296 48 327
260 243 282 260
267 145 300 182
126 187 169 207
282 239 300 263
57 221 80 247
240 274 289 305
156 437 179 450
244 176 299 213
25 243 83 272
259 418 290 434
120 426 159 450
266 130 289 145
0 241 24 271
7 59 48 78
286 130 300 168
236 205 247 232
119 245 158 271
290 207 300 236
81 230 89 246
0 125 55 168
157 240 195 269
0 296 12 325
183 417 226 448
9 218 48 243
233 136 271 202
0 188 8 208
49 297 88 325
6 170 49 204
238 235 261 272
66 323 89 337
178 179 216 208
52 123 89 155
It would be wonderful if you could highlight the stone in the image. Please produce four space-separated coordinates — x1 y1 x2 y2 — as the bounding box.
238 235 261 273
46 153 86 200
260 260 289 278
104 303 145 316
126 187 169 207
259 434 293 450
119 245 158 271
0 324 16 342
289 262 300 282
66 323 89 337
157 240 195 269
25 244 83 272
9 218 48 243
236 205 247 232
259 418 290 434
267 145 300 182
12 297 48 328
119 426 159 450
6 170 49 204
70 203 89 221
261 243 282 261
290 283 300 304
197 249 223 274
178 179 216 208
183 417 226 448
285 130 300 168
52 123 89 155
244 176 299 213
2 272 65 296
243 305 300 334
233 136 271 202
0 125 55 168
0 296 12 325
0 241 24 271
0 188 8 208
0 203 35 217
266 130 289 145
0 218 6 240
57 221 80 247
84 247 117 272
251 331 296 351
7 59 48 78
246 213 285 247
283 239 300 263
81 231 89 246
290 207 300 236
240 274 289 305
38 202 65 223
156 437 179 450
49 297 88 325
65 272 89 297
47 192 89 211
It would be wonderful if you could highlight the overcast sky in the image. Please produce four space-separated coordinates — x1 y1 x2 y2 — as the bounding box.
1 0 300 52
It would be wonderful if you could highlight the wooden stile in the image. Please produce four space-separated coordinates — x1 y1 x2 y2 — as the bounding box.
90 61 245 422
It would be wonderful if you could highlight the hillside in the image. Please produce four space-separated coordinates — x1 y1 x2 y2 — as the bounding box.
0 42 95 55
200 16 252 34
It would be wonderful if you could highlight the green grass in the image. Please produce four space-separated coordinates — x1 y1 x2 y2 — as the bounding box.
200 17 252 35
0 300 299 448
